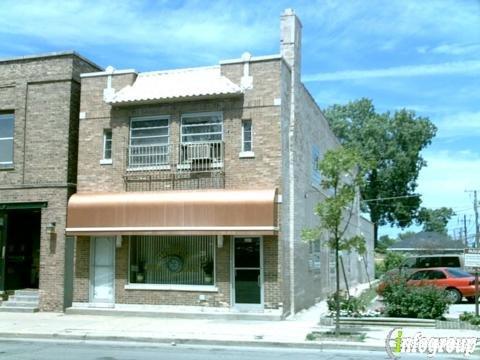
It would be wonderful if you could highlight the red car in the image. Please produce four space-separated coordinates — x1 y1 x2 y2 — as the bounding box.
377 267 479 303
406 267 477 303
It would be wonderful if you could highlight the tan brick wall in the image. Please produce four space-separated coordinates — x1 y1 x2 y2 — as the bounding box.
77 60 283 193
0 54 100 311
73 236 90 302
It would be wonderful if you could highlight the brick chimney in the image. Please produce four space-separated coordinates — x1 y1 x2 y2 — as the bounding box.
280 8 302 79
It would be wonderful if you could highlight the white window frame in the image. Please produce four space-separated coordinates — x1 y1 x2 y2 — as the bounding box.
0 113 14 168
180 111 223 144
308 239 321 272
126 235 218 291
128 115 170 170
239 119 254 158
100 129 113 165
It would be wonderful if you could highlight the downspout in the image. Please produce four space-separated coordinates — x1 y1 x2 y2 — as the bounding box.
280 8 301 317
288 57 296 317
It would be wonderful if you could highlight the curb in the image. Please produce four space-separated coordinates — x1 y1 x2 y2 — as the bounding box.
0 332 387 352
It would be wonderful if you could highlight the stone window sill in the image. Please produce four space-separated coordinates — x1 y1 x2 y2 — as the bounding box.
0 164 14 170
239 151 255 158
125 284 219 292
100 159 113 165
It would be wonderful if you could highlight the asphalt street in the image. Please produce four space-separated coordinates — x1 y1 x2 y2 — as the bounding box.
0 339 472 360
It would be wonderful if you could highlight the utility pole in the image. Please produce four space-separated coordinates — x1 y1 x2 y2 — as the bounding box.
464 215 468 247
474 190 479 248
471 190 479 315
466 189 479 316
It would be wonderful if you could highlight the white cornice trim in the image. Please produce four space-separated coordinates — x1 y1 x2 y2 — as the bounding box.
220 54 282 65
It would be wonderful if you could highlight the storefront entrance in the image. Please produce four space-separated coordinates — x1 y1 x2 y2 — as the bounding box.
232 237 263 310
0 209 41 293
89 237 115 305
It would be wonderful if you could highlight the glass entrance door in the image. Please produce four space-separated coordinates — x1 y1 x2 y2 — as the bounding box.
233 237 262 308
90 237 115 305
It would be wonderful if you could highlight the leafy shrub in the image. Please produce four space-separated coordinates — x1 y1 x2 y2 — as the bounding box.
383 252 406 272
327 292 366 317
382 276 450 319
459 312 480 326
375 261 385 279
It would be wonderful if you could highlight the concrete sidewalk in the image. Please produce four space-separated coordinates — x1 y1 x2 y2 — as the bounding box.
0 283 478 353
0 308 479 353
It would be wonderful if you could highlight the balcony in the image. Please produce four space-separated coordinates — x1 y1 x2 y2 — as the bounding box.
124 141 225 191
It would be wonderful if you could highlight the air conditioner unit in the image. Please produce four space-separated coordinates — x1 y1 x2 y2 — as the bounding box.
186 143 212 162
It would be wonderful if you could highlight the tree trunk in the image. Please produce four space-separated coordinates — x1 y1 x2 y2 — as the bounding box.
335 236 340 336
373 222 378 249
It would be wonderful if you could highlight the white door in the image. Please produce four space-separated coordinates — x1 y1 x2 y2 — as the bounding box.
90 237 115 305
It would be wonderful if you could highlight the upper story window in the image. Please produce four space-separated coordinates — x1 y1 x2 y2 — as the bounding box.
0 113 14 168
181 112 223 143
100 129 112 164
129 116 170 169
242 120 252 152
239 119 254 158
311 145 321 189
308 239 321 272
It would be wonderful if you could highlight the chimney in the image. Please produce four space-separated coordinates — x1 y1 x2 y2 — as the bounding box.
280 8 302 78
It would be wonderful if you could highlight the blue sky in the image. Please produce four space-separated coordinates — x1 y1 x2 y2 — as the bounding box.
1 0 479 241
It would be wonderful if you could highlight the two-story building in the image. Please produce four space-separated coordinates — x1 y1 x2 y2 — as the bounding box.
66 9 374 317
0 52 101 312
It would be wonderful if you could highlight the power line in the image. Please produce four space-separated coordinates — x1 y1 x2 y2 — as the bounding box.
361 194 420 203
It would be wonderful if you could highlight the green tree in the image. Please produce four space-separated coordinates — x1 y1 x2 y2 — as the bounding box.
398 231 417 241
303 147 366 336
324 98 437 247
376 235 396 254
416 207 455 234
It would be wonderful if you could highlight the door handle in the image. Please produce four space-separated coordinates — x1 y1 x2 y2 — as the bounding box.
1 246 5 260
257 274 261 287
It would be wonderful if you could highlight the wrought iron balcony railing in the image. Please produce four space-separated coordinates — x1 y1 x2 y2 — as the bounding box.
126 141 224 173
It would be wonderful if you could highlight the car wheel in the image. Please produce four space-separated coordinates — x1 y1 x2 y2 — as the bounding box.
446 288 462 304
467 297 476 303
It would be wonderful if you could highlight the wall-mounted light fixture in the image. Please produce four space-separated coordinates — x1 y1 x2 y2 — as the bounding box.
217 235 224 248
116 235 122 248
46 222 56 234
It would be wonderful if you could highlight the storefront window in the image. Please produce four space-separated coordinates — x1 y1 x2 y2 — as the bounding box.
129 235 215 285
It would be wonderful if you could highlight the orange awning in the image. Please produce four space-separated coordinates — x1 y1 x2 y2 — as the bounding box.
66 189 278 236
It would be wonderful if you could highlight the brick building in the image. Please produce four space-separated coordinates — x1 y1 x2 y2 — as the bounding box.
66 10 374 318
0 52 101 311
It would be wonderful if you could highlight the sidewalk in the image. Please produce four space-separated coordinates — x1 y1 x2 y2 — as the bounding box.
0 282 478 353
1 308 479 353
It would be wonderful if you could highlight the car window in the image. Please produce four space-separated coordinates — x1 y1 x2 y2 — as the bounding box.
440 257 460 267
446 268 472 278
415 257 440 268
409 271 429 280
402 258 416 268
427 270 446 280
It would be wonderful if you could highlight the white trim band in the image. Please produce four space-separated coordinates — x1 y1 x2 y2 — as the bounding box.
124 284 219 292
67 226 278 232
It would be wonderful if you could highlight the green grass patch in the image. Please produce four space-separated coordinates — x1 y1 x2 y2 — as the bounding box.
306 331 366 342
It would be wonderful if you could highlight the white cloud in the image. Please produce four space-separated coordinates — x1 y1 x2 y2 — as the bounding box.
303 61 480 82
435 111 480 139
380 150 480 238
417 150 480 210
0 0 277 66
418 43 480 56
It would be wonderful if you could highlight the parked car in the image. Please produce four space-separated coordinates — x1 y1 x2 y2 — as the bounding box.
401 254 463 269
377 267 478 303
386 254 464 276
